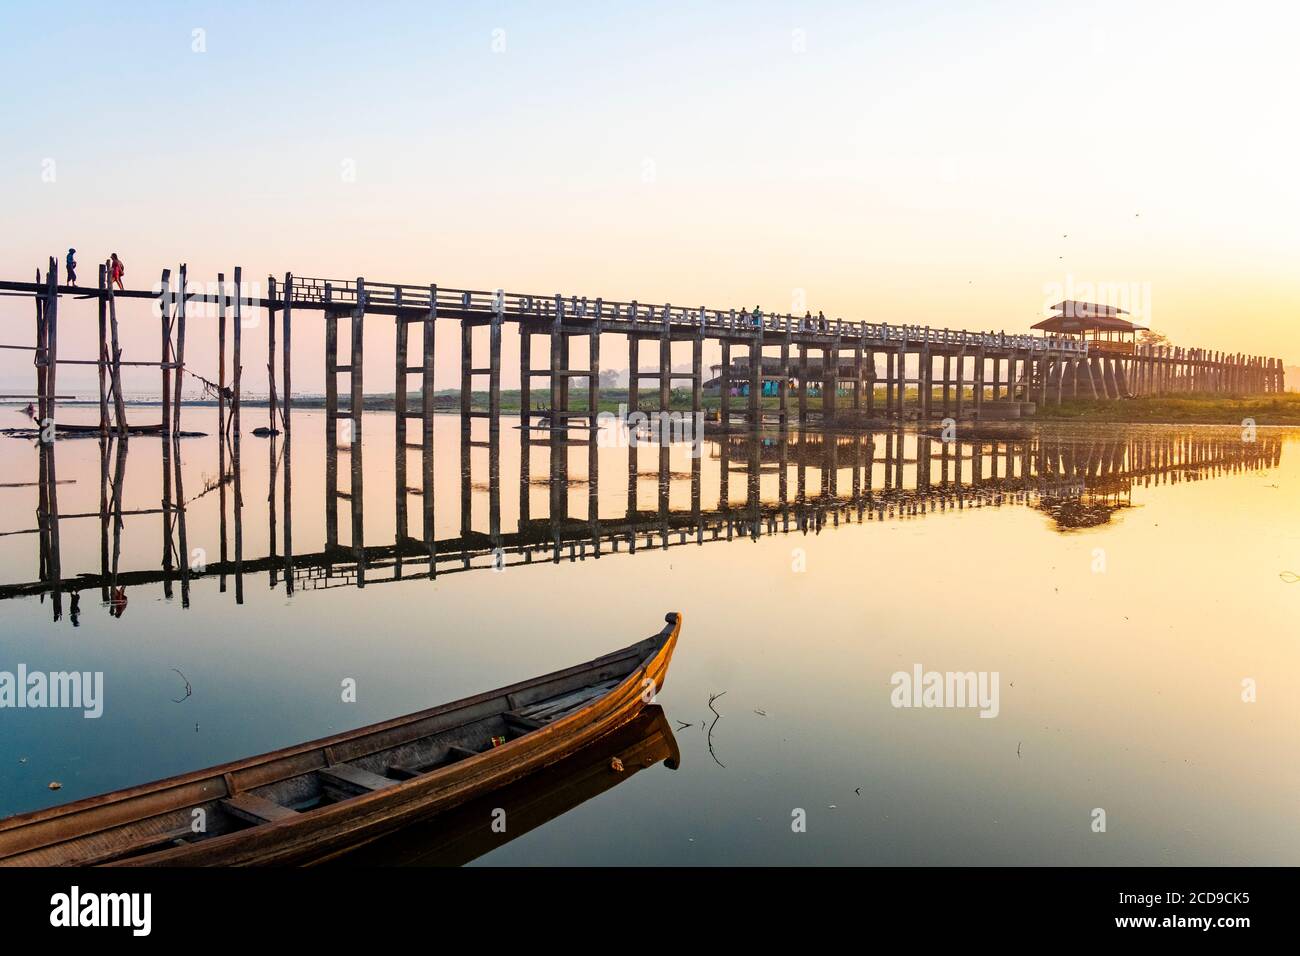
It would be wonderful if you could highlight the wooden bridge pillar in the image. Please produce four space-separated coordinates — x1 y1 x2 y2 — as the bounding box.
174 265 188 436
865 346 876 419
919 346 931 421
883 349 894 420
854 341 864 414
941 353 951 418
592 300 604 428
159 267 173 438
350 280 366 585
550 297 564 429
896 345 907 420
266 274 278 438
821 342 835 425
659 309 671 420
955 348 965 419
779 330 791 430
393 287 410 555
38 261 59 440
691 326 703 428
417 287 434 574
628 333 640 415
324 286 338 552
799 344 810 425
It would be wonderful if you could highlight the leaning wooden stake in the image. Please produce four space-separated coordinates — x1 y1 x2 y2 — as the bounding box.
105 262 128 436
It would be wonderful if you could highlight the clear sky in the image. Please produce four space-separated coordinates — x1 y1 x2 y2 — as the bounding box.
2 0 1297 396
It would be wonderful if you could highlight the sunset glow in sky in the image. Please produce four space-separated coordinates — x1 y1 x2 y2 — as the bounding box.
3 0 1297 395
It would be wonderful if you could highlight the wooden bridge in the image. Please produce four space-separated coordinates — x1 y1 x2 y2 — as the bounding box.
1 260 1287 451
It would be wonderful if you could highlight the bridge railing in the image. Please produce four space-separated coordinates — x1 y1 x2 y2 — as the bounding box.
289 276 1088 355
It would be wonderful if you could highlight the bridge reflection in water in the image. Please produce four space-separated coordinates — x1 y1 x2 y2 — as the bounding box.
2 420 1282 620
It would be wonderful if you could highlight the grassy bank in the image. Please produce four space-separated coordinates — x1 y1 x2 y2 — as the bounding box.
1034 393 1300 425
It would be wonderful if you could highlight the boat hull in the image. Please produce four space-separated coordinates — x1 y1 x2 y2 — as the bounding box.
0 613 680 866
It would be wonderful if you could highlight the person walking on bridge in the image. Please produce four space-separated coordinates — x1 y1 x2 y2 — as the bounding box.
109 253 125 291
65 248 77 287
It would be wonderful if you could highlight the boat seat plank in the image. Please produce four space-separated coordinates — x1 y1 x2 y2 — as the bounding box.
319 765 399 793
517 680 620 722
60 824 196 867
221 794 299 825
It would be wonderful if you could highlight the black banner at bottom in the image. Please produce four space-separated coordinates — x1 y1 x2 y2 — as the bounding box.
0 866 1281 942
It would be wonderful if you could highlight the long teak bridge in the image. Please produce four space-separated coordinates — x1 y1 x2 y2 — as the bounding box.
2 261 1287 446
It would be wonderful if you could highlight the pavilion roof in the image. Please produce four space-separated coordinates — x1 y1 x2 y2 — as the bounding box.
1033 301 1147 333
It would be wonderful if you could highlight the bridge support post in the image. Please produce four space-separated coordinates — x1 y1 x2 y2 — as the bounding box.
897 346 907 420
592 300 603 434
692 325 702 433
266 274 277 439
628 333 640 416
394 289 409 553
919 346 931 421
822 341 835 426
955 348 965 420
159 268 173 438
659 309 671 424
351 279 366 585
799 343 809 425
174 265 188 436
96 265 108 434
550 296 564 431
942 353 951 418
779 326 791 431
719 336 730 426
865 347 876 419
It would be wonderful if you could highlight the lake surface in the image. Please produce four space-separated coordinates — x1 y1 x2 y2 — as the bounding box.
1 405 1297 865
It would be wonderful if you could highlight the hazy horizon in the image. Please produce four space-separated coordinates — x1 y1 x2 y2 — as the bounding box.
4 1 1298 399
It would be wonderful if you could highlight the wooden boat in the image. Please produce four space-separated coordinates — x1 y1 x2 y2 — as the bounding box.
0 612 681 866
337 704 680 866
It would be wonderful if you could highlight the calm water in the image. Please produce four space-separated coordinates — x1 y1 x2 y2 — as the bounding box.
1 405 1297 865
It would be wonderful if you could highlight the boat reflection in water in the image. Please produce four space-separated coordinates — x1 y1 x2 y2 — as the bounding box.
336 704 680 867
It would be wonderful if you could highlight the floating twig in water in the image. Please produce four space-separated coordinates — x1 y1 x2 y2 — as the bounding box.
170 668 193 703
674 720 694 731
707 692 726 769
